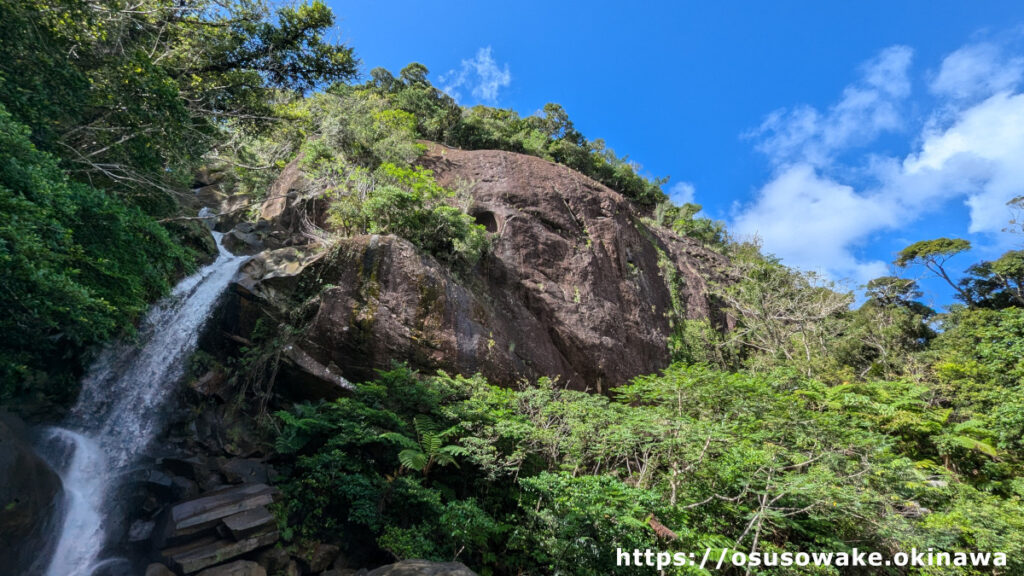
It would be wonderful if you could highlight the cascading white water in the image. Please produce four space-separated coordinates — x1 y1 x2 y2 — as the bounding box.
39 231 247 576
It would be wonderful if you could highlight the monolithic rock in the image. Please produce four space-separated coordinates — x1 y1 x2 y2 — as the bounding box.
241 145 729 392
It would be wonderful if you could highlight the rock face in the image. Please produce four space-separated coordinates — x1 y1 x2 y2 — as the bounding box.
241 146 728 392
0 412 63 572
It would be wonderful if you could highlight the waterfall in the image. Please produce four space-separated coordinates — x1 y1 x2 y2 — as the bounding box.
38 231 247 576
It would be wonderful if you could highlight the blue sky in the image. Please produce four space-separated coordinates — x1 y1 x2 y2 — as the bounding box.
327 1 1024 307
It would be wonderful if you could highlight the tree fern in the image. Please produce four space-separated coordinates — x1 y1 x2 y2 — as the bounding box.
379 416 465 476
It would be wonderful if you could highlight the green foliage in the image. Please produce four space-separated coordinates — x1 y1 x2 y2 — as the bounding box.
273 361 1024 575
960 250 1024 309
653 201 727 247
927 307 1024 489
895 238 973 268
379 417 468 476
0 0 356 201
0 0 355 403
896 238 976 306
715 254 854 374
512 473 661 574
358 66 669 207
0 105 194 400
314 158 489 266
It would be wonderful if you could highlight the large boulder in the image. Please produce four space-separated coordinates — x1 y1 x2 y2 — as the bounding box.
366 560 477 576
257 154 333 249
239 146 730 392
0 412 64 572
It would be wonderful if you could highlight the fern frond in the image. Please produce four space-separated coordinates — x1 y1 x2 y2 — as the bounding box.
398 449 429 472
380 431 419 450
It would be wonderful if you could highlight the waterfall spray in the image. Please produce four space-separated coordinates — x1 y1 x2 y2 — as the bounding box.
38 230 247 576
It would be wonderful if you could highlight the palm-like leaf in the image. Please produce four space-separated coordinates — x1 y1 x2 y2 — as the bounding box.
380 431 419 450
382 417 467 476
398 449 429 472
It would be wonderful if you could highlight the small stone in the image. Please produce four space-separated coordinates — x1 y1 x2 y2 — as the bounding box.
171 475 201 500
302 543 340 573
128 519 155 543
145 564 176 576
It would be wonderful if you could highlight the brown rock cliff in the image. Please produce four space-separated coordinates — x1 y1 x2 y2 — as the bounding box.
234 145 729 392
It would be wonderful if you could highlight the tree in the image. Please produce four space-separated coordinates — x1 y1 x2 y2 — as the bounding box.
961 250 1024 308
895 238 974 306
0 105 194 400
0 0 357 204
715 256 853 373
399 63 430 87
865 276 921 307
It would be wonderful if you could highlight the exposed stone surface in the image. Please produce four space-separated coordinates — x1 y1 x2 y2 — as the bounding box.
190 370 232 402
162 530 278 574
159 483 275 545
365 560 477 576
0 412 63 571
222 226 265 256
129 519 156 543
242 145 729 392
191 169 254 233
257 154 333 249
196 559 268 576
220 506 274 539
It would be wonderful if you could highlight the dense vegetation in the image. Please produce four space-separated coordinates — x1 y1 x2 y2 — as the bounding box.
253 62 1024 574
0 0 356 400
0 106 197 399
270 291 1024 575
4 0 1024 574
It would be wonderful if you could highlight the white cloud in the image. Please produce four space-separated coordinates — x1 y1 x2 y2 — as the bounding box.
751 45 914 167
735 42 1024 285
732 164 893 284
904 91 1024 235
669 181 696 204
930 42 1024 101
440 47 511 104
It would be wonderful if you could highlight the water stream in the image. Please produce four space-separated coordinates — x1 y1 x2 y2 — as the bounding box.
37 230 247 576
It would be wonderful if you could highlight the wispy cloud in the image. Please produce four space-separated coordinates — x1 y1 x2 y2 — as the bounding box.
733 39 1024 286
750 45 913 168
930 42 1024 101
440 47 511 104
669 181 696 205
